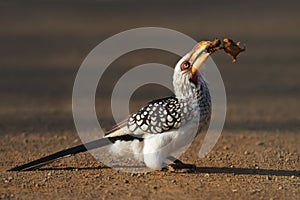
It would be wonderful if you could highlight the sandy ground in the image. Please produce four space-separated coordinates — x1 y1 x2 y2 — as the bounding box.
0 1 299 199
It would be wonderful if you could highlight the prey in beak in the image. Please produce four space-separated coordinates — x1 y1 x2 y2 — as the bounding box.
187 37 246 72
180 37 245 79
185 39 222 84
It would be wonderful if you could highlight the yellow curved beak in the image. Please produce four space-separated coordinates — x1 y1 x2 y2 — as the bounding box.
189 41 213 75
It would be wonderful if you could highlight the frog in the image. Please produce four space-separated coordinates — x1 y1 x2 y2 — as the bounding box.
222 38 246 63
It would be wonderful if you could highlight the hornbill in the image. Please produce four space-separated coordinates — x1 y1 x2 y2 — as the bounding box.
9 39 239 172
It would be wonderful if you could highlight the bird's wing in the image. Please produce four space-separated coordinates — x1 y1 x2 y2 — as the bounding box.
105 96 183 138
129 96 182 134
105 97 186 140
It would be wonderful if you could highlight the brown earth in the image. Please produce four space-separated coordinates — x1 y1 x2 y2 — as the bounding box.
0 1 299 199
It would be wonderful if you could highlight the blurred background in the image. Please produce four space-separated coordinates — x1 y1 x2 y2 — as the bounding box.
0 0 299 135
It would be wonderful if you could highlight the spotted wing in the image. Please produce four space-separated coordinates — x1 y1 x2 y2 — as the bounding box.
127 97 182 134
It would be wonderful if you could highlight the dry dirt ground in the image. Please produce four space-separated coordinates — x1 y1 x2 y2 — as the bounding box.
0 1 299 199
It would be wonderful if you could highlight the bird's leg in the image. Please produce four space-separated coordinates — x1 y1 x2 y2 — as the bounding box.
162 156 196 173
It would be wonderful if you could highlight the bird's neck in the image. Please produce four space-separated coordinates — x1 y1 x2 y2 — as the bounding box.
173 75 202 103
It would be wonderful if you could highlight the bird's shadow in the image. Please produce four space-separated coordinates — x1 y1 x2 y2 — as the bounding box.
21 166 300 177
194 167 299 177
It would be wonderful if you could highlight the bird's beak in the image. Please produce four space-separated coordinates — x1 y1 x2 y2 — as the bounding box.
189 41 212 75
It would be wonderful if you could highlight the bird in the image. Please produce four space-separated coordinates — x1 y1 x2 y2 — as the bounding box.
8 40 217 172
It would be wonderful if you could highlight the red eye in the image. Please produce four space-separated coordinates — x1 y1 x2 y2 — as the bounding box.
180 61 191 71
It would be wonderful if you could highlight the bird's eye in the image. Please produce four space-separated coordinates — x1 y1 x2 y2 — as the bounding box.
180 61 191 71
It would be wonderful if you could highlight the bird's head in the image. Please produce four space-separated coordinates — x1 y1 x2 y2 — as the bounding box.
173 41 213 99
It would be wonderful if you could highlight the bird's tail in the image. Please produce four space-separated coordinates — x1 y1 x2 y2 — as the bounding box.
7 137 112 171
8 134 145 171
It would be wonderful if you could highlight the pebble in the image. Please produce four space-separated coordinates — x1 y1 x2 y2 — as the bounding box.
95 185 103 190
73 139 79 143
278 186 283 190
232 189 238 193
250 190 257 195
131 173 144 177
255 141 264 146
204 173 210 177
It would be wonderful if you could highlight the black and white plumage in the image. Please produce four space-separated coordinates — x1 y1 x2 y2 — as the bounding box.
128 97 183 134
127 83 210 135
8 41 213 172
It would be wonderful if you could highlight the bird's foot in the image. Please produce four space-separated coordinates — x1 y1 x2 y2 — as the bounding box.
162 160 196 173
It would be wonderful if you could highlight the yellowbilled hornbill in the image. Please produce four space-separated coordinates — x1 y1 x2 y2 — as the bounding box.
9 39 241 172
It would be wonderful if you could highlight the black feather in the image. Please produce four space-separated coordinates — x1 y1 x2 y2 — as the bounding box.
8 135 143 171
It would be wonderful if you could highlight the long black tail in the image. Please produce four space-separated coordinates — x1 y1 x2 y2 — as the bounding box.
8 135 143 171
